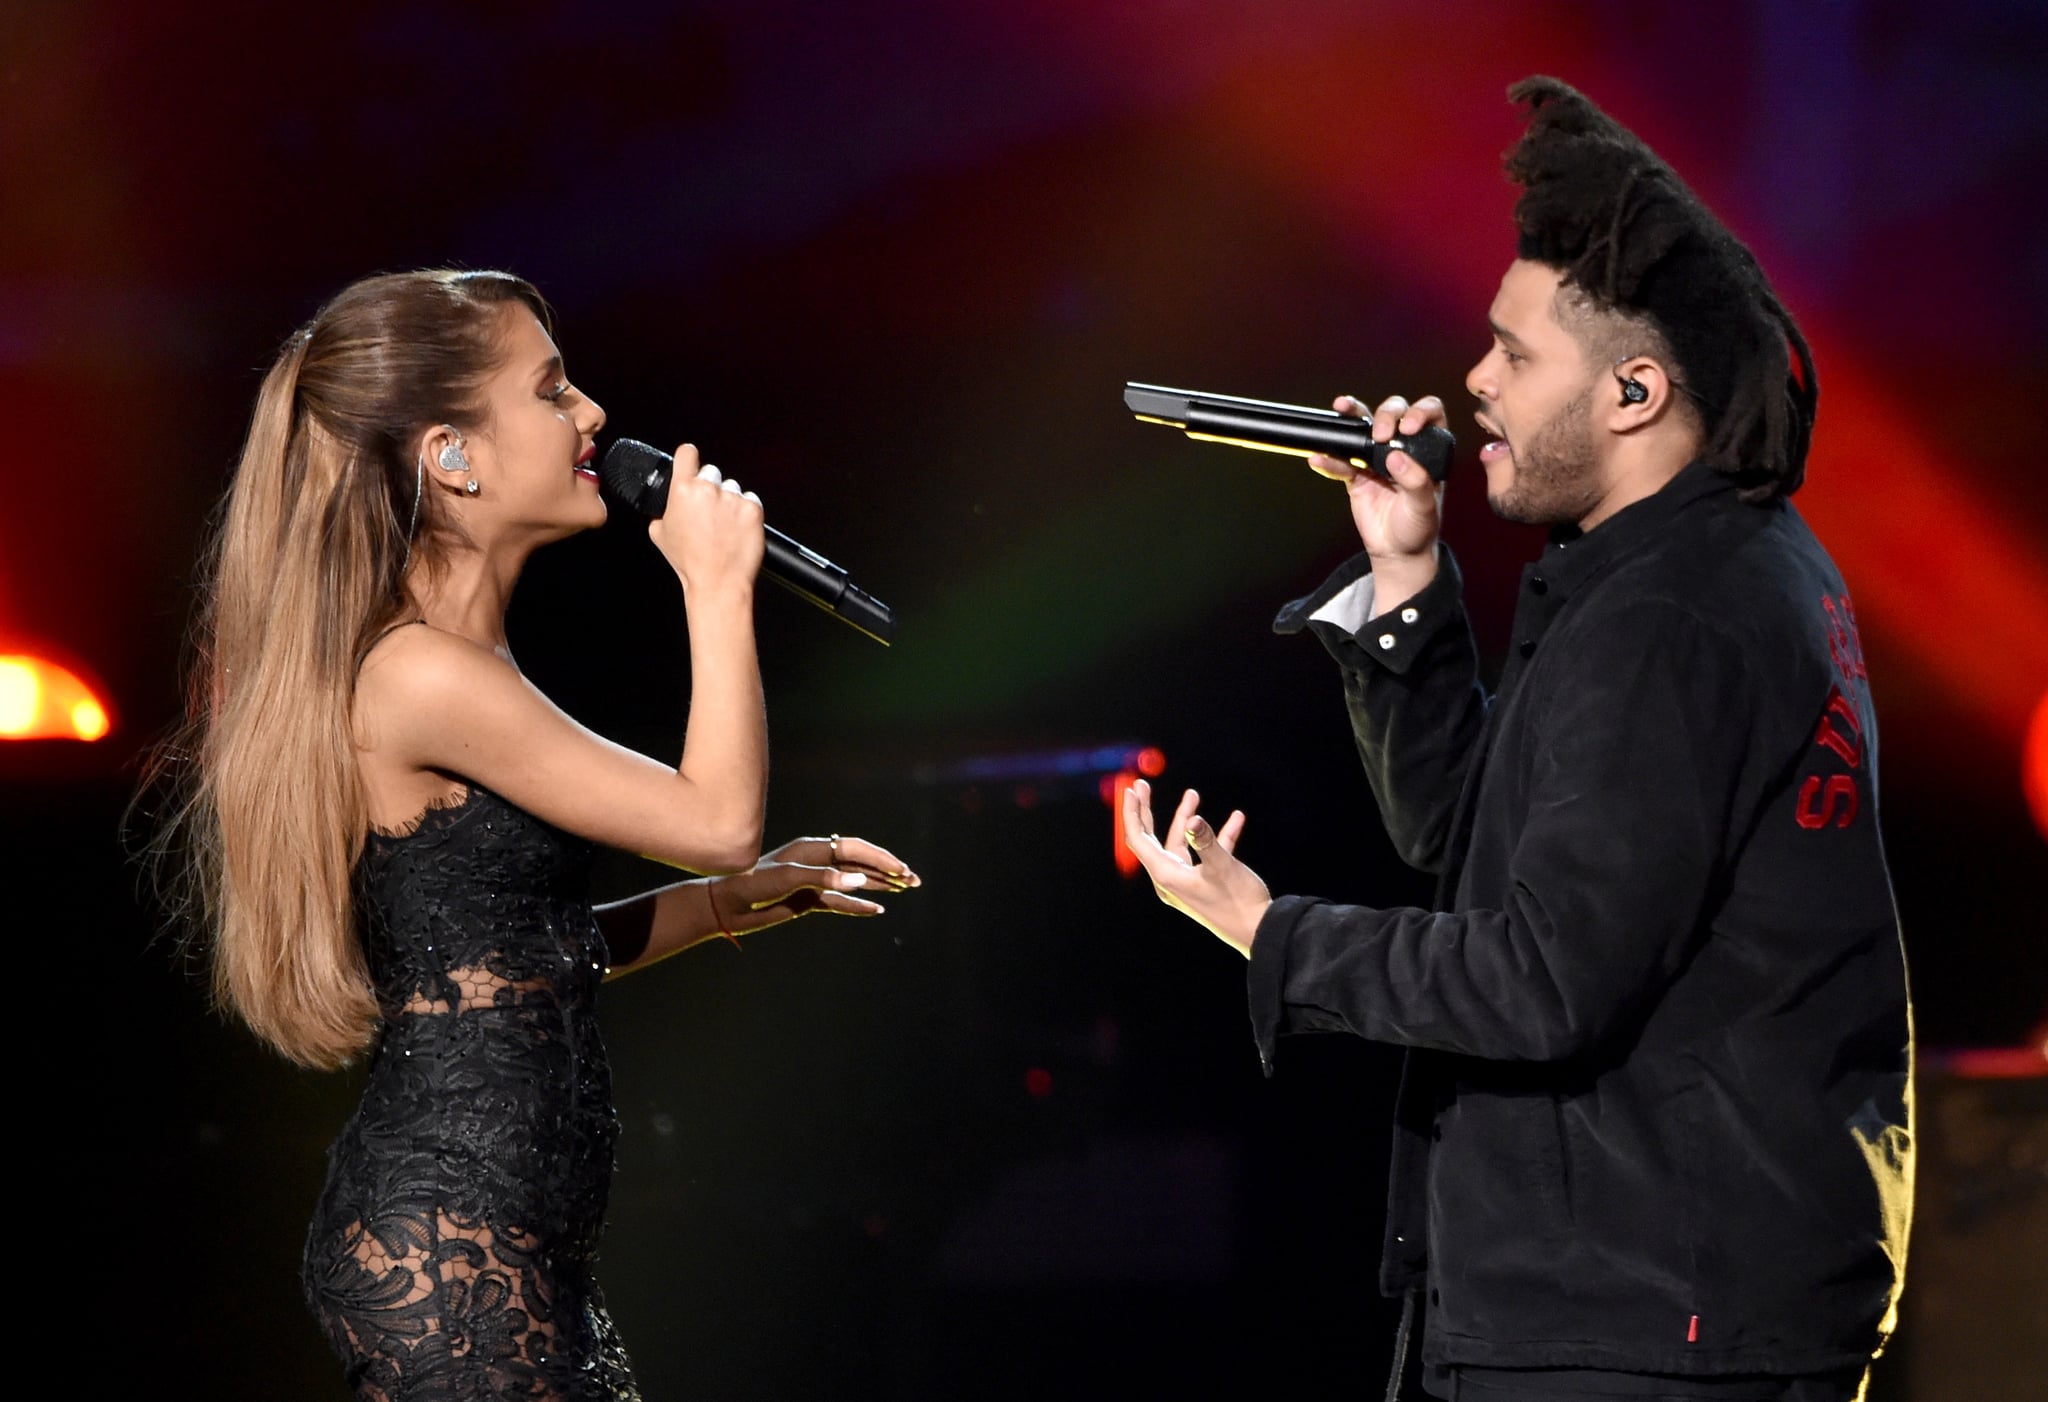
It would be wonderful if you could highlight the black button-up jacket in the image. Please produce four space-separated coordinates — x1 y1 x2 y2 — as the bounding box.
1251 461 1912 1377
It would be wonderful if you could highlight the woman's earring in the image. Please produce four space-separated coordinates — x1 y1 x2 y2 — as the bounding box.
463 478 480 496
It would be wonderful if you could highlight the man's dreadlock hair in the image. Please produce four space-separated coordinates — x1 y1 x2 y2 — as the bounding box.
1504 76 1817 502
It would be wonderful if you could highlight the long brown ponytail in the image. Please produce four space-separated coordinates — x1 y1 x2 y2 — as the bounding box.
148 269 552 1068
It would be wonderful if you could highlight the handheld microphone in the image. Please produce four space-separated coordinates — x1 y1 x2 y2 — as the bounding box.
1124 382 1455 482
599 439 896 646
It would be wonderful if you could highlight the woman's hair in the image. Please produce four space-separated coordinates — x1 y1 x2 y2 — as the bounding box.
146 269 551 1069
1503 76 1817 502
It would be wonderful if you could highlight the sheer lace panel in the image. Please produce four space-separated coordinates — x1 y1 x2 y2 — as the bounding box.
323 1210 557 1397
397 964 555 1016
310 1206 639 1401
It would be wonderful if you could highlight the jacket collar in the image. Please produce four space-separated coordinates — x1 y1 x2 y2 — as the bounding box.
1539 457 1735 598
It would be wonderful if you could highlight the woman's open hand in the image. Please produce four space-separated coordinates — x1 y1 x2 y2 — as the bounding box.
707 833 920 937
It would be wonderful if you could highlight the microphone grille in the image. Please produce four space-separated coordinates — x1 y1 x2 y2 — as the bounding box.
598 439 672 516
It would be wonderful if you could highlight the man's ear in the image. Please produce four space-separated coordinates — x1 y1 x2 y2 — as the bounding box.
1608 356 1679 431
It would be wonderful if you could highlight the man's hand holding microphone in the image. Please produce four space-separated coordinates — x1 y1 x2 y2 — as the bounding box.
1305 393 1450 619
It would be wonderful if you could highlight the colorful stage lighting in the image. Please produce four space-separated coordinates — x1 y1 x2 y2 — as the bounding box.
0 654 114 741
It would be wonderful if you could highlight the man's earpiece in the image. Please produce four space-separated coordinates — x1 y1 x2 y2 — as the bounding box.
1617 374 1649 406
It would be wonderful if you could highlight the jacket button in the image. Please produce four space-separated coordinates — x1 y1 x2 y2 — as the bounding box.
1530 575 1547 595
1378 633 1397 650
1519 640 1536 658
1400 607 1419 624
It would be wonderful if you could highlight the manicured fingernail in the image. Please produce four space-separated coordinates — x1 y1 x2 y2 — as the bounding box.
842 872 868 888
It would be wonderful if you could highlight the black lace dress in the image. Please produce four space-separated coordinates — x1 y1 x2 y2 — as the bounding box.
303 784 641 1400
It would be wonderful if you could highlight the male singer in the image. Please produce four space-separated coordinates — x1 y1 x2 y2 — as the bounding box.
1123 78 1911 1402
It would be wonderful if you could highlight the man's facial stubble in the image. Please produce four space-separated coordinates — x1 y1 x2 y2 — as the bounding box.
1489 382 1604 527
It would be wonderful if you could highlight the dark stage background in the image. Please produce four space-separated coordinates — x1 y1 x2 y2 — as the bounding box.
6 2 2044 1397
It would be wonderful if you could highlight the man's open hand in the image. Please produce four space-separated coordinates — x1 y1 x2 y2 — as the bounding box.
1120 779 1272 958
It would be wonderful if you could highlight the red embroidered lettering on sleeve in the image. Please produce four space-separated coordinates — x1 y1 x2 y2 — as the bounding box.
1813 686 1864 767
1798 598 1874 831
1796 774 1860 830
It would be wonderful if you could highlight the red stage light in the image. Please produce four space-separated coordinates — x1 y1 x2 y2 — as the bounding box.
0 653 113 741
1023 1067 1053 1100
2025 690 2048 844
1108 770 1141 876
1136 746 1166 777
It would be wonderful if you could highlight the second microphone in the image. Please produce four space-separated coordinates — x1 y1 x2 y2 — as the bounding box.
600 438 896 646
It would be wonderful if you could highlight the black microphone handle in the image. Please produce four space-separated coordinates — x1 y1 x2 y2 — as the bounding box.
760 527 896 646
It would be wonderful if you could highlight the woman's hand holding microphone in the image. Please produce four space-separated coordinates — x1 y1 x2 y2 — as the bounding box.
647 442 766 601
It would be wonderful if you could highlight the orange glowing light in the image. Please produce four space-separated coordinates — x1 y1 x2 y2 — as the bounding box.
0 654 115 741
2026 690 2048 845
1136 746 1167 778
1109 769 1142 876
